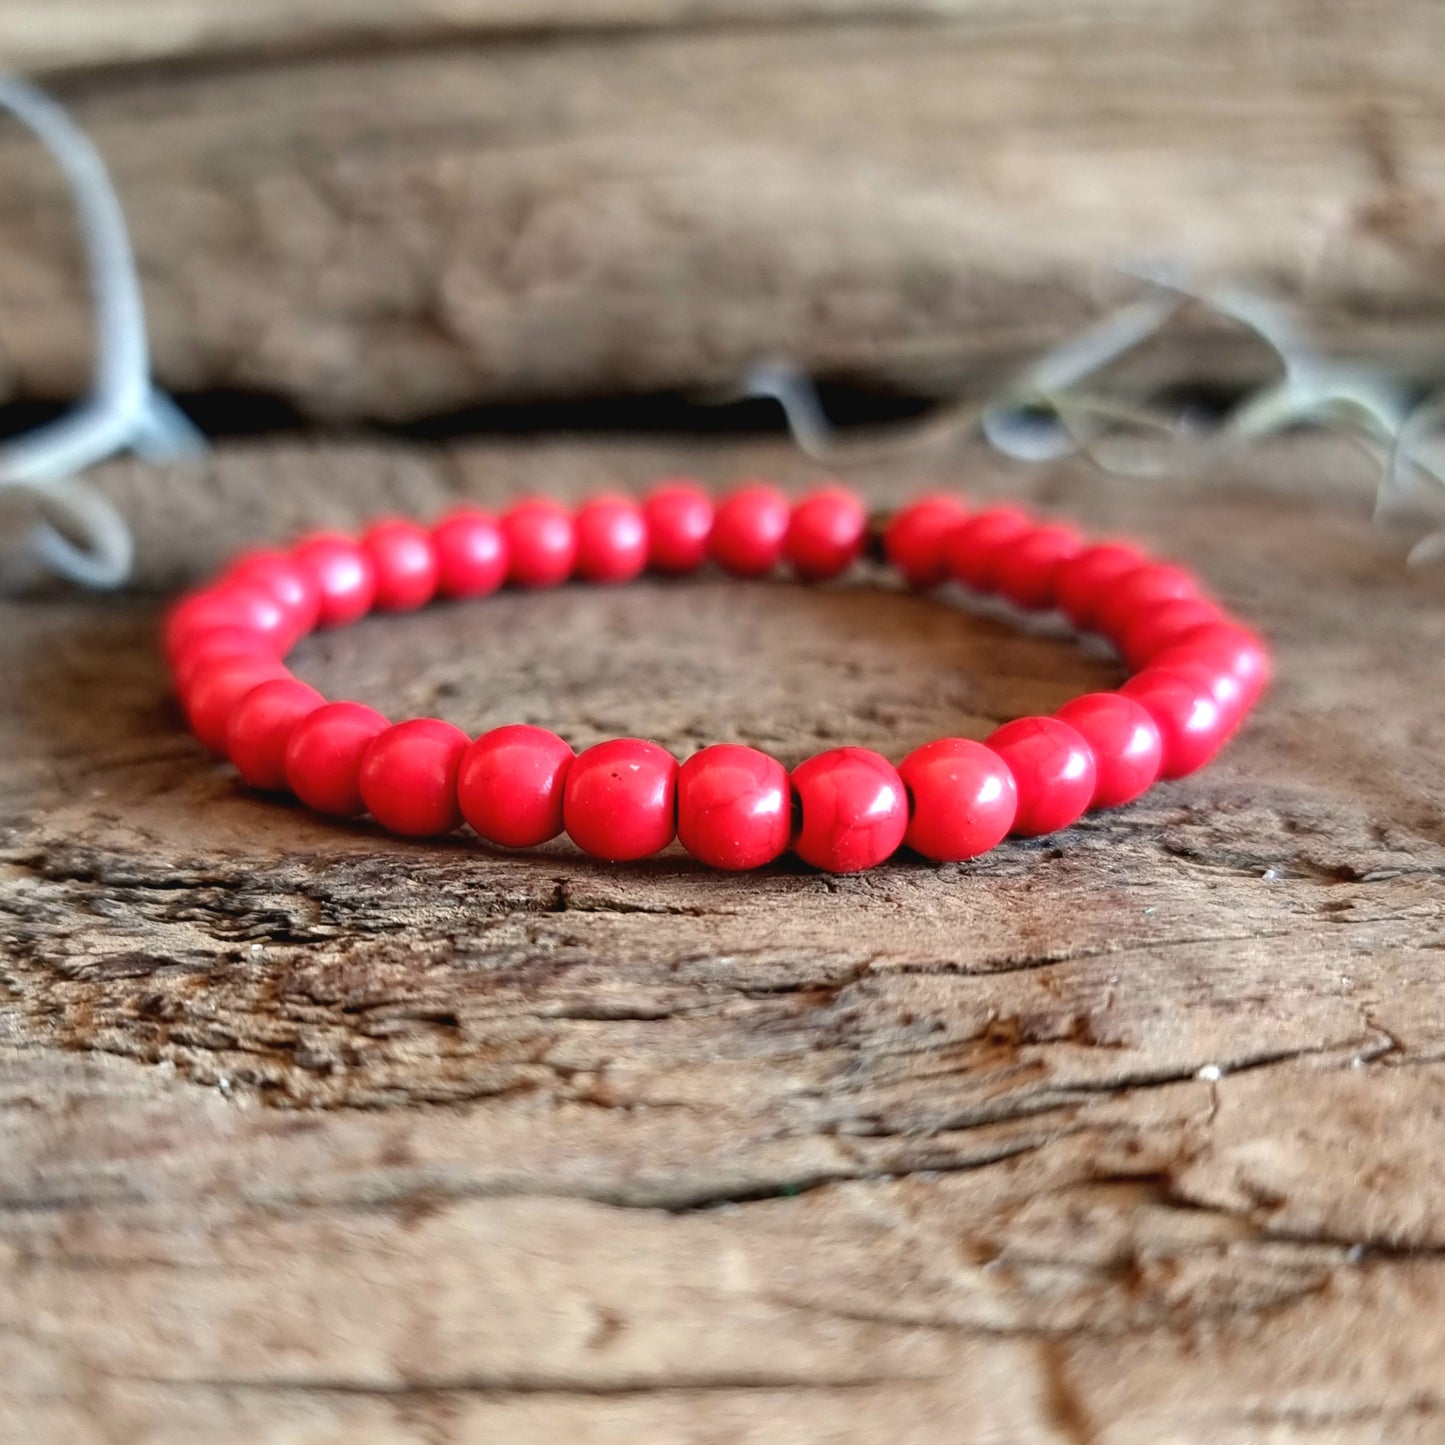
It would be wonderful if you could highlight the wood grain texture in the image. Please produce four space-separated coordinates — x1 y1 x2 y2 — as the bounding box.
3 5 1445 419
2 434 1444 1441
2 0 1024 74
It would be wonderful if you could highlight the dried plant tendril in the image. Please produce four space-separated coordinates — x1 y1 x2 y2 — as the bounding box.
0 74 203 589
734 267 1445 566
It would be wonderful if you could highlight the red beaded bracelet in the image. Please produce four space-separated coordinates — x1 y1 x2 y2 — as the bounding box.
164 482 1271 874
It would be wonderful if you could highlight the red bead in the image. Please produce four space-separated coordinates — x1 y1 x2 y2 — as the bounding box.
1053 693 1162 808
945 505 1034 591
784 487 867 582
993 523 1084 610
790 747 908 873
986 716 1096 837
285 701 389 816
1155 622 1272 709
185 655 292 755
1055 543 1148 630
574 494 648 584
363 519 439 612
358 718 469 837
885 493 970 588
224 550 322 638
432 507 509 599
898 738 1017 862
676 744 791 870
226 678 325 790
711 483 789 577
564 739 678 861
164 584 288 662
1144 656 1248 726
292 534 377 628
458 725 575 848
1118 597 1226 669
644 480 714 573
172 625 275 694
1094 562 1201 641
1120 670 1232 779
503 498 577 588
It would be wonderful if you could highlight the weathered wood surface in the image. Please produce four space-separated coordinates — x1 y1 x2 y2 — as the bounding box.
4 4 1445 419
2 434 1444 1441
3 0 1022 74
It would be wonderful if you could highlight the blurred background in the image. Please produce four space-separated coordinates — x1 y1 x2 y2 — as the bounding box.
4 0 1444 472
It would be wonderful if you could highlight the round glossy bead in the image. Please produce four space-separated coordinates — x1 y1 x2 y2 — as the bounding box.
358 718 469 837
1055 543 1148 630
677 744 791 870
458 725 575 848
285 701 389 816
945 505 1034 591
224 550 322 638
164 584 288 662
1119 596 1226 669
363 519 439 612
898 738 1018 862
1094 562 1201 641
292 534 377 628
185 655 292 755
710 483 790 577
226 678 325 790
993 523 1084 610
574 495 648 584
644 480 713 573
784 487 867 582
565 739 678 861
432 507 509 599
791 747 908 873
1141 655 1248 726
173 625 276 694
986 716 1096 837
884 493 970 589
503 498 577 588
1155 622 1272 708
1120 670 1232 779
1053 693 1162 808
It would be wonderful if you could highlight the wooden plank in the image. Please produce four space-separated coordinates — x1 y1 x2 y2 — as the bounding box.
2 7 1444 418
2 434 1444 1439
6 0 991 75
